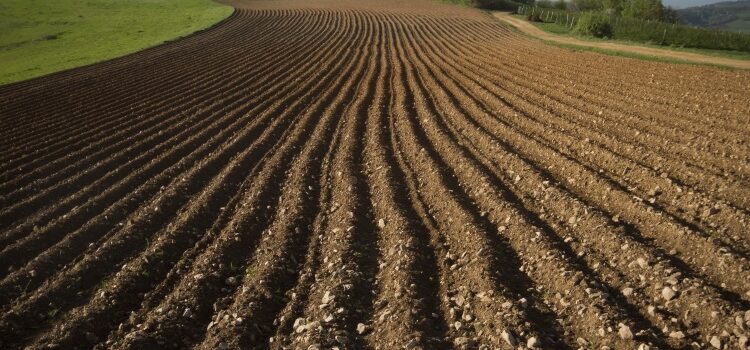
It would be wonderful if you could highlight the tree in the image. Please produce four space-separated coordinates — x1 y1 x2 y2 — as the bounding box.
662 6 679 23
572 0 604 11
622 0 665 21
536 0 554 8
554 0 568 10
602 0 625 14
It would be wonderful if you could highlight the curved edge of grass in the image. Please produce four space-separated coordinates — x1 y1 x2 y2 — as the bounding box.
0 0 234 86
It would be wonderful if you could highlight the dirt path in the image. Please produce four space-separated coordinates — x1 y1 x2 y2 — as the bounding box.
493 11 750 69
1 1 749 349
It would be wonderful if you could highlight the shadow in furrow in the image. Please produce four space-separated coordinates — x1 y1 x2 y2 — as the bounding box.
422 42 750 307
365 28 450 346
390 39 569 346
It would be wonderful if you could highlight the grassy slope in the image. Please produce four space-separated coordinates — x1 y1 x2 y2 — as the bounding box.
523 16 750 61
724 11 750 32
0 0 233 85
678 1 750 33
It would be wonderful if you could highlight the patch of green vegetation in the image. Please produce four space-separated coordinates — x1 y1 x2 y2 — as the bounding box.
0 0 233 85
533 20 575 34
542 39 734 69
440 0 473 6
518 5 750 52
514 13 750 60
440 0 525 11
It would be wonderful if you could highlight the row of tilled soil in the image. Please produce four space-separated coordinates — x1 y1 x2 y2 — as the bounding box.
1 1 749 349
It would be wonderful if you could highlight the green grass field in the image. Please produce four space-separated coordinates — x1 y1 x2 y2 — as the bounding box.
0 0 233 85
518 15 750 61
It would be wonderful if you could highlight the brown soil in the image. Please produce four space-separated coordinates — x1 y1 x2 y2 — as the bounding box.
1 1 749 349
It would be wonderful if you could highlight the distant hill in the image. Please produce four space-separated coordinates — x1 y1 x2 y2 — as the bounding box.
678 0 750 33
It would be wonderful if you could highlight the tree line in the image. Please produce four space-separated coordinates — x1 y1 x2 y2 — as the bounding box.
533 0 679 22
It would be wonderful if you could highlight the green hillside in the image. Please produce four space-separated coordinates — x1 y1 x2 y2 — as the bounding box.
678 0 750 33
0 0 233 85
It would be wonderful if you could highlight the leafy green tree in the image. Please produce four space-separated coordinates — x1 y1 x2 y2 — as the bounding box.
602 0 625 13
536 0 554 8
572 0 604 11
662 6 679 23
622 0 664 21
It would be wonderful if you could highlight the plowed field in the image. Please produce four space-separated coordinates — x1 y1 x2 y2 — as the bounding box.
1 1 749 349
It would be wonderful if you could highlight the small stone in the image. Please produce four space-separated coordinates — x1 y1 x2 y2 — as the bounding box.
638 344 651 350
322 291 334 304
669 331 684 339
736 315 746 329
454 337 475 346
662 287 676 301
518 297 528 308
356 323 368 335
293 317 305 329
702 207 719 217
335 335 348 344
710 336 721 349
618 325 634 340
637 258 649 269
622 287 634 296
377 219 385 228
648 187 661 197
224 276 237 286
454 321 463 331
501 329 518 346
527 336 540 348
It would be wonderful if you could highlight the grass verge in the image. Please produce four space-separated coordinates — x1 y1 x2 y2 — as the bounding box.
0 0 233 85
498 18 735 69
517 15 750 61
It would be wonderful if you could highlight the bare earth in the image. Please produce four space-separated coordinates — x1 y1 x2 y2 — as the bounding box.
493 12 750 70
1 0 749 349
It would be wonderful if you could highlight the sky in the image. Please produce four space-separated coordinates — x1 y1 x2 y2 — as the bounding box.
662 0 735 8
